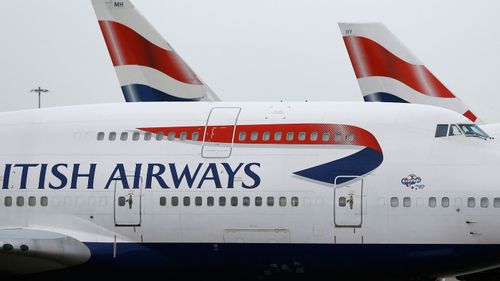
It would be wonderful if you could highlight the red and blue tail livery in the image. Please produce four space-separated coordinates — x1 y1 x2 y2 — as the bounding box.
92 0 219 102
339 23 478 123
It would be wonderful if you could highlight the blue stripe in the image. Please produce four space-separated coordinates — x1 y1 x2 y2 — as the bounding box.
121 84 202 102
35 243 500 280
293 147 383 184
364 92 410 103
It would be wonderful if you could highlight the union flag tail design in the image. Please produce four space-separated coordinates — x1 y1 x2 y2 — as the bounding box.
339 23 478 123
92 0 220 102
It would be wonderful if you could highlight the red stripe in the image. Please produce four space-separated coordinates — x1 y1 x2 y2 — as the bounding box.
139 123 382 153
343 36 455 98
463 110 477 122
98 20 202 85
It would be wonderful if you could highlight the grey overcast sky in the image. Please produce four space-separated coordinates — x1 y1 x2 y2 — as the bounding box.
1 0 500 122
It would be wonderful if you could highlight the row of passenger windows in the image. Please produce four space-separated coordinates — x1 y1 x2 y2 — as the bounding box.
387 196 500 208
96 131 356 143
97 131 198 142
237 131 355 142
3 196 48 207
159 196 300 207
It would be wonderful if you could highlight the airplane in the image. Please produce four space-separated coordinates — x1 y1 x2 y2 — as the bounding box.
339 23 500 281
1 100 500 281
92 0 220 102
338 22 480 124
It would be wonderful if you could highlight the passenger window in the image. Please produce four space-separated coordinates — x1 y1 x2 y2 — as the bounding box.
180 132 187 141
243 197 250 206
467 197 475 208
339 197 347 207
390 197 398 207
481 197 489 208
28 196 36 207
168 132 176 141
41 196 48 207
274 132 282 141
346 133 355 142
207 196 214 207
231 196 238 206
120 132 128 141
298 132 306 141
192 132 199 141
334 132 342 142
4 196 12 207
279 197 287 207
286 132 294 141
442 197 449 208
449 124 462 136
429 197 436 208
250 132 258 141
109 132 116 141
310 132 318 141
118 196 126 206
160 197 167 206
132 132 140 141
291 197 299 207
267 196 274 206
183 196 190 206
195 196 202 206
144 132 152 141
403 197 411 207
255 196 262 206
239 132 246 141
263 132 270 141
219 196 226 207
156 133 164 141
494 198 500 208
435 124 448 137
97 132 105 141
322 132 330 142
171 196 179 206
16 197 24 207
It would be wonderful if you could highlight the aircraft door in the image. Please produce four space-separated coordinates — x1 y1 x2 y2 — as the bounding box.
114 176 142 226
202 107 241 158
334 176 363 227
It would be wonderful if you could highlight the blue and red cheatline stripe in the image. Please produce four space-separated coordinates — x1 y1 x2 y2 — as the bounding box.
139 123 383 185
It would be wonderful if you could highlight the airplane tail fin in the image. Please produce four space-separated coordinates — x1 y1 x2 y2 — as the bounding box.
91 0 220 102
338 23 478 122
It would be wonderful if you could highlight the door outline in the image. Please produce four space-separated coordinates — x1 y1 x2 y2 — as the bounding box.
334 176 363 228
201 107 241 158
114 176 142 227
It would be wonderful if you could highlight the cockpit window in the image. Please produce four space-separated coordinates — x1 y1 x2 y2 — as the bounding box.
448 125 462 136
435 124 448 138
458 124 489 139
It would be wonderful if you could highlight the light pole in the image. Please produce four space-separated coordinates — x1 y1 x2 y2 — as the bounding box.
30 87 49 109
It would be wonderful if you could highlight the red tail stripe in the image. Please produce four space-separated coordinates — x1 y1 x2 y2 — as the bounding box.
98 20 202 85
463 110 477 122
139 123 382 153
343 36 455 99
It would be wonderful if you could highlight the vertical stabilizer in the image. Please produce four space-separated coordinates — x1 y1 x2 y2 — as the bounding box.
339 23 478 122
92 0 219 101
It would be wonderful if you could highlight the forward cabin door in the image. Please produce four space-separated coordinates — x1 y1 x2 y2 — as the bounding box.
114 176 142 226
334 176 363 227
202 107 241 158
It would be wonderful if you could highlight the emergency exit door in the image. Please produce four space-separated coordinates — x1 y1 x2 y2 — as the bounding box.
334 176 363 227
114 176 142 226
202 107 241 158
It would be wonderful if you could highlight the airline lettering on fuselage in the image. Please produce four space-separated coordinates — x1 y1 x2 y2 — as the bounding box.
0 163 261 190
